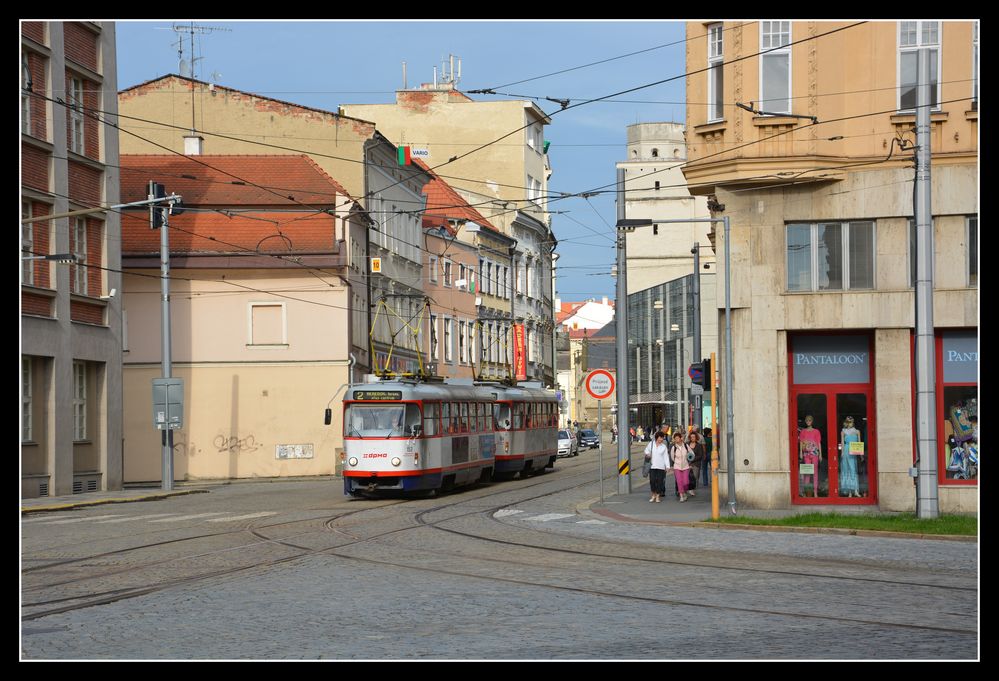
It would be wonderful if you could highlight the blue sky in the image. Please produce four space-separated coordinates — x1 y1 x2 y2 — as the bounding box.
116 20 690 300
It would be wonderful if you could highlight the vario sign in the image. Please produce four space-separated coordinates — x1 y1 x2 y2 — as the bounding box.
585 369 615 400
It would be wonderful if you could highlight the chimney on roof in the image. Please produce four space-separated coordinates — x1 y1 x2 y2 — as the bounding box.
555 297 561 309
184 134 204 156
602 296 608 306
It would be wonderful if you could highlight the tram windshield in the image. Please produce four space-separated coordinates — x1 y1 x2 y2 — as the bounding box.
344 403 421 438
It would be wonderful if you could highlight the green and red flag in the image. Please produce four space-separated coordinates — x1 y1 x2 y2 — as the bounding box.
398 145 411 165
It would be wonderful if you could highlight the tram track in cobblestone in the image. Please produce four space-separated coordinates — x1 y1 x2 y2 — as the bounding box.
20 500 410 620
20 461 597 621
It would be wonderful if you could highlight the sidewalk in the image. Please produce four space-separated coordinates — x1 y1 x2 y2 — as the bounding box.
20 487 209 514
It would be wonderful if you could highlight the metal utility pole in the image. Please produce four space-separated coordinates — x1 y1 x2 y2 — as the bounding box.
914 47 939 518
614 169 632 494
723 215 736 515
691 242 701 429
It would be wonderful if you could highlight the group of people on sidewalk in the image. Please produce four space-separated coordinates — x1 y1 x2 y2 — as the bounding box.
643 427 712 504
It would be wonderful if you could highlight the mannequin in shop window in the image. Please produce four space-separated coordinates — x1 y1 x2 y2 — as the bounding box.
798 415 822 497
839 416 862 498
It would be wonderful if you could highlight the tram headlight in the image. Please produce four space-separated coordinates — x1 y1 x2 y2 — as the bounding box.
391 457 402 467
348 457 358 467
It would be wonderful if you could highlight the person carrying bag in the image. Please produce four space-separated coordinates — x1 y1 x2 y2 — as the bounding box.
644 432 669 503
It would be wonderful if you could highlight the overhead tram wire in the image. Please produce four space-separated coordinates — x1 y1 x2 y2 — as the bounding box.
40 89 956 276
476 21 754 91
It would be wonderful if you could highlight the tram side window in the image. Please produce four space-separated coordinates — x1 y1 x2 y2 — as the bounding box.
469 402 477 433
460 402 469 433
513 403 524 429
423 402 438 437
496 403 511 430
483 403 491 432
442 402 451 434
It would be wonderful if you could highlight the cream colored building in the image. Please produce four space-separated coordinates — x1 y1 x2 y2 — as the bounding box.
119 154 364 483
617 123 714 290
684 20 978 511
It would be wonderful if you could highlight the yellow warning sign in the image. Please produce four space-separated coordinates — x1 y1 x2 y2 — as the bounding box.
370 257 382 273
618 460 630 475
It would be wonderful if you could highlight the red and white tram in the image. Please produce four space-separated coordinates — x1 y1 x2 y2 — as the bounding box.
339 379 558 496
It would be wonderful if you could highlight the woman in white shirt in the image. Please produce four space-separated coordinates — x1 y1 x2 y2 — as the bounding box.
644 431 669 503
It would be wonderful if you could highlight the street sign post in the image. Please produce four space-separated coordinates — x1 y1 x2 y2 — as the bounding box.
585 369 615 502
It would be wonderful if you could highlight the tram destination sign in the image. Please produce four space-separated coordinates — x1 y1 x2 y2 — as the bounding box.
353 390 403 401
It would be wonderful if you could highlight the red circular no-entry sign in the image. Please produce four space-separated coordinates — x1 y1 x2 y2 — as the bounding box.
585 369 616 400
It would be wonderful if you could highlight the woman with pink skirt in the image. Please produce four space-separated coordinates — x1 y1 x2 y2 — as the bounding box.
669 432 695 502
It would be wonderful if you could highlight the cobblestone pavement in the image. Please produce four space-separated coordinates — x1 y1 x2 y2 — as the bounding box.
21 463 978 661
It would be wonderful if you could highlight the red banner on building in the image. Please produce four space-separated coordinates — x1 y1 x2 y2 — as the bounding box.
513 323 527 380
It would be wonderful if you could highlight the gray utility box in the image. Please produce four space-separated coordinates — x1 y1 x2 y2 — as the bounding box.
152 378 184 430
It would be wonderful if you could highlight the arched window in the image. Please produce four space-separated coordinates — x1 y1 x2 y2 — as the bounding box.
651 148 659 158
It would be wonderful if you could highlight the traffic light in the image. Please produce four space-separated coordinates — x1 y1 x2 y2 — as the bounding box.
701 357 712 389
690 361 705 387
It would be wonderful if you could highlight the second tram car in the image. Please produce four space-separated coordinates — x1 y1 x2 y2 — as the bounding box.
339 379 558 496
491 383 559 479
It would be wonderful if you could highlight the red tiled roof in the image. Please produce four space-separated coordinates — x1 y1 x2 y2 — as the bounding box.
120 154 352 207
120 155 349 256
413 158 500 233
121 211 338 256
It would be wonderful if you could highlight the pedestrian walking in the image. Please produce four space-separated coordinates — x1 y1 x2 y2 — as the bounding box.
669 432 695 502
686 431 706 496
701 428 713 486
644 431 669 503
611 424 618 444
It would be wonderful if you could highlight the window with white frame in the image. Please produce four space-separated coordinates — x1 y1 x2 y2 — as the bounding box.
69 77 85 154
443 259 452 287
22 53 31 135
73 360 86 440
22 201 34 285
898 21 940 111
458 263 466 289
459 320 467 363
487 323 495 363
444 318 453 362
908 218 937 288
525 262 534 298
430 314 439 360
468 322 476 365
527 123 543 152
968 216 978 287
72 217 87 294
23 357 32 442
786 221 875 292
760 21 791 114
249 303 286 345
429 255 438 283
708 23 724 121
486 262 493 295
516 265 523 295
527 328 535 362
501 324 508 363
503 266 510 299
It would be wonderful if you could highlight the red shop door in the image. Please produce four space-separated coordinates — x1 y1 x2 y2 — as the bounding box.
791 388 877 504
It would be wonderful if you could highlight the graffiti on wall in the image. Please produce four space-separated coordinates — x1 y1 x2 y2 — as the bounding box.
213 434 263 455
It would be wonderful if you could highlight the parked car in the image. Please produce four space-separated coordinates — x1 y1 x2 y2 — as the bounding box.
557 429 579 457
577 429 600 449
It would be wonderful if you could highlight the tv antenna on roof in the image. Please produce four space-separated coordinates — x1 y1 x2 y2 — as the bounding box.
166 22 231 81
